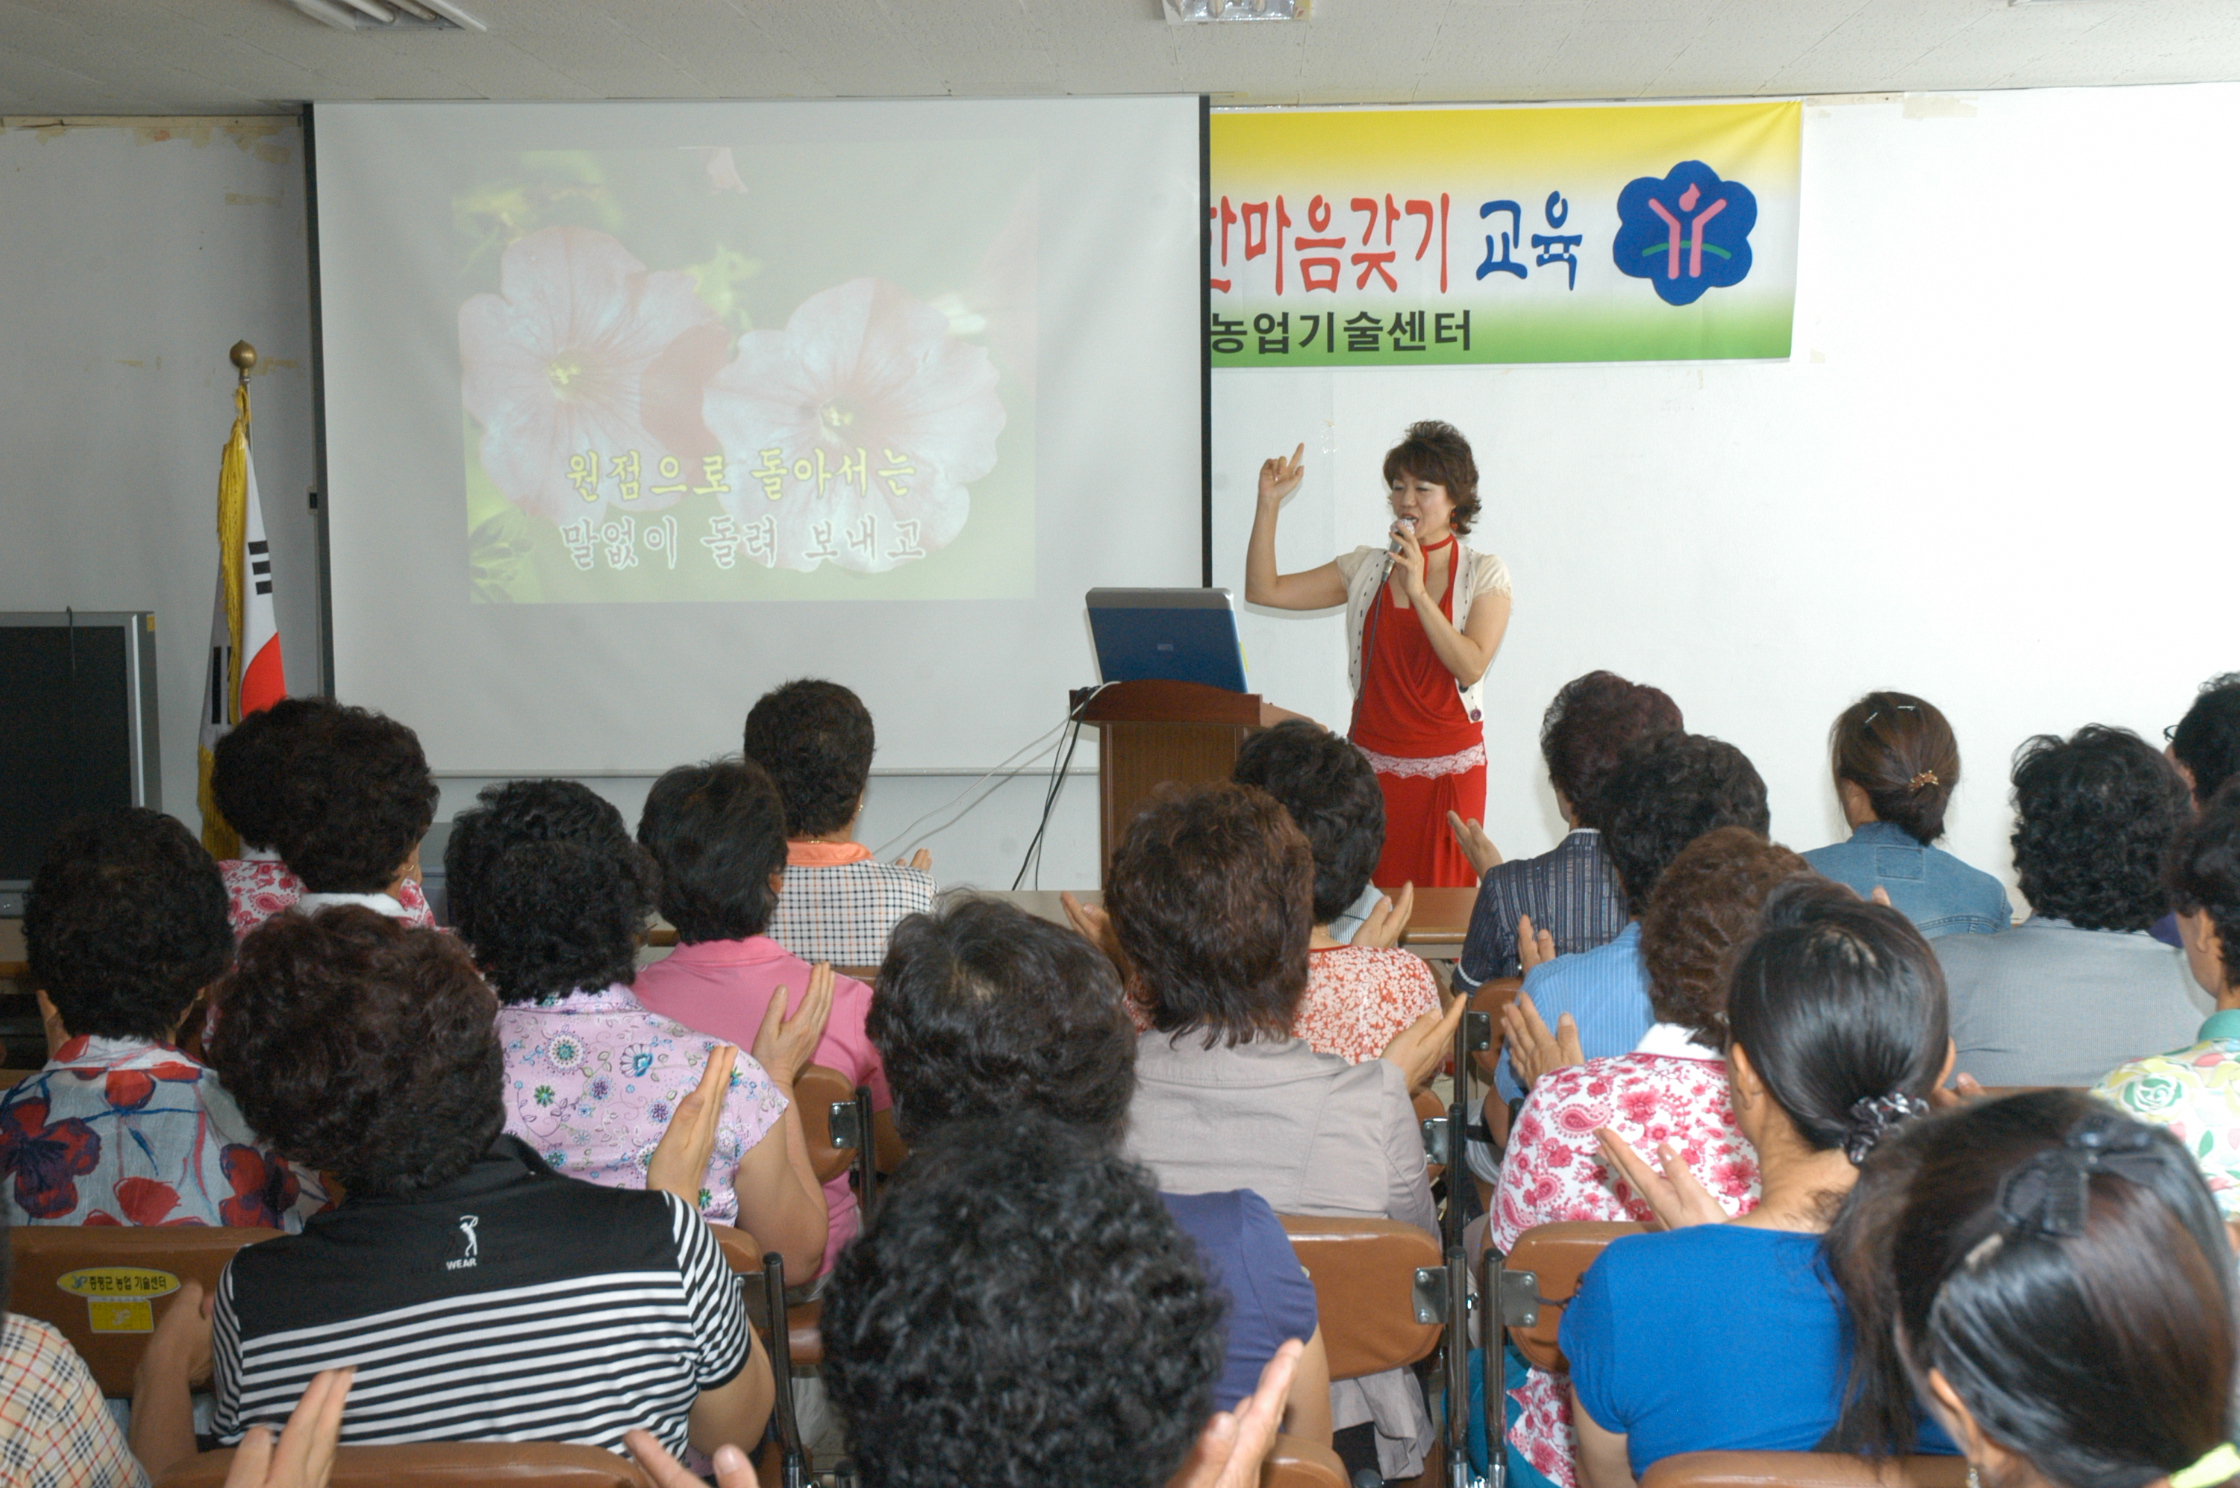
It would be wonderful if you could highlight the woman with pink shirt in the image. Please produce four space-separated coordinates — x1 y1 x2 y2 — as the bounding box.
1492 827 1811 1488
634 758 893 1280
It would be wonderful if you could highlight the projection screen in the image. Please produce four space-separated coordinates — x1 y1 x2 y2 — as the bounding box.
310 98 1204 773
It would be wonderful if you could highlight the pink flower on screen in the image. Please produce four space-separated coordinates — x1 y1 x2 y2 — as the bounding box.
459 226 728 522
703 277 1006 574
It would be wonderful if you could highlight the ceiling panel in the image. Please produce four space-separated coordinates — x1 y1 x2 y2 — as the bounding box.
0 0 2234 117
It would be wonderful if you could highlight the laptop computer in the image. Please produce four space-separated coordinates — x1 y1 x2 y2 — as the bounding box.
1085 588 1248 693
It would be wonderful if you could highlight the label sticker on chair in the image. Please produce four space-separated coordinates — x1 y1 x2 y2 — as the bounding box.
56 1267 180 1334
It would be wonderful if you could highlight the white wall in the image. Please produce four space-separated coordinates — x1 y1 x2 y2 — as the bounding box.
1214 83 2240 909
0 118 321 822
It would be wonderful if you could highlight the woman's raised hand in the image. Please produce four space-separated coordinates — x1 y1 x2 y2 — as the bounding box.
1390 517 1427 600
647 1044 736 1206
752 964 835 1085
1257 444 1306 507
1592 1128 1730 1231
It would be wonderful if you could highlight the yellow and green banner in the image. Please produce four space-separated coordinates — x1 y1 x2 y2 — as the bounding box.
1208 102 1799 366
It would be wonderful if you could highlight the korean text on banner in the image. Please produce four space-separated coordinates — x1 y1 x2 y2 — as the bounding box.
1207 102 1800 367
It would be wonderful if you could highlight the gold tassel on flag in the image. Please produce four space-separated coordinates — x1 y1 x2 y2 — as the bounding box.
197 342 259 858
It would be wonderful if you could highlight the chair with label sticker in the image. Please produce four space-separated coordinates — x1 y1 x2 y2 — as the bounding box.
8 1223 281 1399
156 1442 655 1487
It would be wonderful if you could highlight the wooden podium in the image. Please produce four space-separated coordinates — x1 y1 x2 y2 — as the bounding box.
1070 680 1290 884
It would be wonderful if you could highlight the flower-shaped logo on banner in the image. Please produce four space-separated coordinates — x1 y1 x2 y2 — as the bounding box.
1613 161 1759 307
703 277 1005 574
460 226 729 523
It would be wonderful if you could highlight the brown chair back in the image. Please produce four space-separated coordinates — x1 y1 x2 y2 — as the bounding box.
1261 1433 1349 1488
1278 1214 1441 1380
1502 1221 1643 1374
792 1063 858 1183
1413 1087 1447 1182
156 1443 653 1487
710 1226 824 1367
10 1224 281 1397
1469 977 1522 1080
1641 1451 1971 1488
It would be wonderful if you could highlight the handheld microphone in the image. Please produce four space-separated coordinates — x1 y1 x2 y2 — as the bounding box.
1388 516 1418 555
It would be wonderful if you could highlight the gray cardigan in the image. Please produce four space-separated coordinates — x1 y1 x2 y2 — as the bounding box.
1122 1030 1435 1236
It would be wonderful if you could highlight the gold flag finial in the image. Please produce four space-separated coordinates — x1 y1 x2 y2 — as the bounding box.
229 340 257 383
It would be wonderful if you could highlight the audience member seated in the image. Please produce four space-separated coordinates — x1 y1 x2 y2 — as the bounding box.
209 697 435 935
1112 782 1434 1481
2152 674 2240 947
1565 884 1955 1488
867 895 1329 1439
1490 828 1805 1488
742 679 933 966
2092 781 2240 1211
445 779 827 1277
1452 672 1682 988
1495 729 1769 1102
1230 720 1441 1065
1825 1092 2233 1488
1803 692 2010 938
1939 726 2199 1087
634 758 889 1279
2 808 322 1230
257 702 439 926
824 1112 1226 1488
0 1207 149 1486
189 908 769 1458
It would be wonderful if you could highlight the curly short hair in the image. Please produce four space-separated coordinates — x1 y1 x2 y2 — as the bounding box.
1381 420 1481 536
441 779 655 999
269 705 438 894
2172 674 2240 804
638 759 788 944
2165 779 2240 991
824 1112 1224 1488
870 898 1137 1146
1105 783 1312 1046
741 679 875 839
1231 721 1384 924
25 807 233 1041
1539 671 1685 822
1598 731 1771 913
1830 692 1961 846
2010 726 2188 931
210 908 502 1198
208 700 321 852
1638 826 1812 1048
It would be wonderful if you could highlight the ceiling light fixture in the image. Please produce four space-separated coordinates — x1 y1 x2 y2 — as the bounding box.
280 0 485 31
1164 0 1306 22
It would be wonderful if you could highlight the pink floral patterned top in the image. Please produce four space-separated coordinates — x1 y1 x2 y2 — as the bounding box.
1297 945 1443 1065
1494 1026 1761 1488
494 984 789 1227
220 857 435 940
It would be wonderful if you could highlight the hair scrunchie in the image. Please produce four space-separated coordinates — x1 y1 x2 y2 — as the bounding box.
1844 1090 1929 1165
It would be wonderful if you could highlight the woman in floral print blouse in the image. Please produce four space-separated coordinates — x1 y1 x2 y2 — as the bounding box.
448 779 830 1279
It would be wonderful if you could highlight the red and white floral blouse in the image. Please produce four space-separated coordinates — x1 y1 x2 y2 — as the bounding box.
1493 1024 1761 1487
220 855 435 940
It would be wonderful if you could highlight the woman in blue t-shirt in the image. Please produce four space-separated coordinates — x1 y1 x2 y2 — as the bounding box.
1567 881 1957 1488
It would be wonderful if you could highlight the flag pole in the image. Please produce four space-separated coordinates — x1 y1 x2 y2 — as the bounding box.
198 340 259 858
231 339 257 387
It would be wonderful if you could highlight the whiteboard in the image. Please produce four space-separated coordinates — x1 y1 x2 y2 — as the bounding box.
1213 84 2240 904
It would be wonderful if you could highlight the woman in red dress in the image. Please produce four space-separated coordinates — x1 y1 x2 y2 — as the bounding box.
1244 421 1513 889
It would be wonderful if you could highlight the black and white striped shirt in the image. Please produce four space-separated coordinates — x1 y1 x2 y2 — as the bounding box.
210 1138 751 1456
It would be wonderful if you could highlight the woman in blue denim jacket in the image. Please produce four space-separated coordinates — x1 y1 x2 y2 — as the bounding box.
1802 692 2011 939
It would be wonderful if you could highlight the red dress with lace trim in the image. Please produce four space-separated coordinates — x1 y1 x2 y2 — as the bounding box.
1350 535 1485 888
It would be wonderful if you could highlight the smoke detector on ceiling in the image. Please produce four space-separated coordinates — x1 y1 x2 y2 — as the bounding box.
282 0 485 31
1164 0 1306 21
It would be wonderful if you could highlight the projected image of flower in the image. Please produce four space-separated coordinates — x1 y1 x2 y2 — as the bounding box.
702 277 1006 574
460 225 727 523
